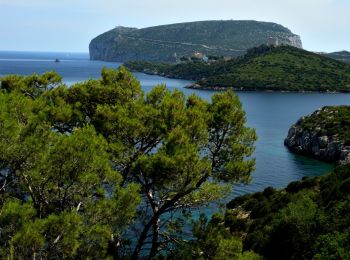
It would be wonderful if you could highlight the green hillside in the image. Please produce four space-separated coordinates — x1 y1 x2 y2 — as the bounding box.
126 45 350 92
221 165 350 259
89 20 302 62
171 165 350 259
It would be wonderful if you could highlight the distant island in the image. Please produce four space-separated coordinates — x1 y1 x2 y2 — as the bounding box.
285 106 350 164
89 20 302 62
125 45 350 92
322 51 350 64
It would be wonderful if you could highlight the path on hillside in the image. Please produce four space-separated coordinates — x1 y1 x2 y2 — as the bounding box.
120 35 246 53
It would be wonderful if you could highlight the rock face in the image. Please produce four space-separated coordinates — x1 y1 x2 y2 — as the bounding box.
284 107 350 164
89 20 303 62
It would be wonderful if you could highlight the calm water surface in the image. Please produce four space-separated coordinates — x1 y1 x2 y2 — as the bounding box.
1 51 348 199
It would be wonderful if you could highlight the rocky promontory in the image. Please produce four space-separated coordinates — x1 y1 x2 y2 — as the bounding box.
285 106 350 164
90 20 302 62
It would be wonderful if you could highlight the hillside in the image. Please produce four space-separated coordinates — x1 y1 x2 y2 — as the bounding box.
285 106 350 164
174 165 350 259
218 165 350 259
126 45 350 92
323 51 350 64
89 20 302 62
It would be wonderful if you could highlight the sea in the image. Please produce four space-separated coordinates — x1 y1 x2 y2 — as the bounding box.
1 51 349 201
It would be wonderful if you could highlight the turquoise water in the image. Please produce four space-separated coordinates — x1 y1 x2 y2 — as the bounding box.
1 51 346 199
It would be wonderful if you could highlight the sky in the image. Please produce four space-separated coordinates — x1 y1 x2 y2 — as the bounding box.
0 0 349 53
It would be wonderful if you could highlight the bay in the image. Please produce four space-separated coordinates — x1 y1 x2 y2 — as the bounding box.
1 51 347 199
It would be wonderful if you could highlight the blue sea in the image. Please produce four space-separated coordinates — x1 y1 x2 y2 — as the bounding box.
1 51 348 200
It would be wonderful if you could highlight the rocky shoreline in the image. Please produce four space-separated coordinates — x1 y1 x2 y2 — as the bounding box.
186 83 350 93
284 107 350 164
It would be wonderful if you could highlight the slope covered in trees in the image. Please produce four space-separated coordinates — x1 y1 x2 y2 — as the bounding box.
89 20 302 62
126 45 350 92
198 165 350 259
0 69 257 259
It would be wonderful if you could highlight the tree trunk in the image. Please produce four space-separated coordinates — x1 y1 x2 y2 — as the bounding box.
149 210 160 259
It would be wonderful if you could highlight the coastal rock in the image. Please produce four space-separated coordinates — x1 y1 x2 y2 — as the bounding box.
284 106 350 164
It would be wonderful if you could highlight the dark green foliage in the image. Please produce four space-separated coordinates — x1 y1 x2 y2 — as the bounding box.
0 68 256 259
164 215 260 260
125 60 214 80
225 212 248 232
314 232 350 259
0 73 141 258
126 45 350 92
262 186 275 197
0 71 62 98
200 46 350 91
286 180 303 193
222 165 350 260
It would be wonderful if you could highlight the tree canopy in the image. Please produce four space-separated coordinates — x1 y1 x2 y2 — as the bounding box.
0 68 256 259
219 165 350 260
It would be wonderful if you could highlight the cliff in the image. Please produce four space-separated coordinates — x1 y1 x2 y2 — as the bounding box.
89 20 302 62
285 106 350 164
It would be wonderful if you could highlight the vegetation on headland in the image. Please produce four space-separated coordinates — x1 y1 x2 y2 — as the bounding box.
0 69 257 259
125 45 350 92
89 20 302 62
297 106 350 144
284 106 350 164
197 165 350 260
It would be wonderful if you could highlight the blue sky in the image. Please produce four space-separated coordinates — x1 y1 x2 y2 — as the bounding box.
0 0 349 53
